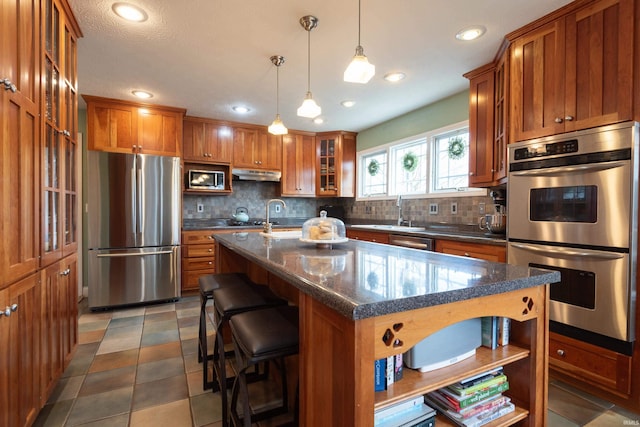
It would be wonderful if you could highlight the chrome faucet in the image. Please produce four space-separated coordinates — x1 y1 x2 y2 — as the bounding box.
264 199 287 233
396 195 403 226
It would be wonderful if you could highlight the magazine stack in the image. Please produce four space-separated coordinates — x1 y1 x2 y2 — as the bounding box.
423 367 515 427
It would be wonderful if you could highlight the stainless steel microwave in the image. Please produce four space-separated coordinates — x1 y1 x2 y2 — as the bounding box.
188 169 225 190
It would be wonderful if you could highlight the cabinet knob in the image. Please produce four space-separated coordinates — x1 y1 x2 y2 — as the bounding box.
1 304 17 317
469 172 474 176
208 248 212 252
208 235 214 239
464 252 470 257
556 349 565 357
208 261 212 265
564 115 574 122
1 78 17 93
554 117 563 123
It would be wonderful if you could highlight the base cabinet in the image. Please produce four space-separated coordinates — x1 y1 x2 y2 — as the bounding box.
346 229 390 244
0 273 41 427
181 230 217 293
549 332 632 397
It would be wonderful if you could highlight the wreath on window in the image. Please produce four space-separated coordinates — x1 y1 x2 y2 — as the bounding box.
367 159 380 176
448 137 465 160
402 152 418 172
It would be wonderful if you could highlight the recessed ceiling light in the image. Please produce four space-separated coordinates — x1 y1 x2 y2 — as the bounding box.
341 100 355 108
384 72 406 82
313 117 324 124
232 106 250 114
131 90 153 99
112 3 148 22
455 26 486 41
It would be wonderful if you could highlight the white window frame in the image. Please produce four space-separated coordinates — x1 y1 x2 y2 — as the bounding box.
356 120 486 201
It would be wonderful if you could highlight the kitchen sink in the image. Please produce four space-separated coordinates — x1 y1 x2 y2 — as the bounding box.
350 224 426 232
259 230 302 239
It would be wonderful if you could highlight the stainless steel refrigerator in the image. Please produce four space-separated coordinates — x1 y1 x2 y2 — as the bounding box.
87 151 181 309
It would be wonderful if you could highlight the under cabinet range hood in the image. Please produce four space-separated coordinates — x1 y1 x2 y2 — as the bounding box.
232 169 281 182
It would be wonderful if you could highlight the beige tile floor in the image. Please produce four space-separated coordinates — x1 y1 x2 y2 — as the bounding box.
33 297 640 426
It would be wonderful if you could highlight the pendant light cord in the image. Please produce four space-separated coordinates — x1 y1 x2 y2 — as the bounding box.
276 65 280 113
307 30 311 92
357 0 361 46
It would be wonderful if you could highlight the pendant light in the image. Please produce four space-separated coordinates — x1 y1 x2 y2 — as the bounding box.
268 55 288 135
297 15 321 119
344 0 375 84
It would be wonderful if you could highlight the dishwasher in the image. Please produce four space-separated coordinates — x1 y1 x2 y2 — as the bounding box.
388 234 435 251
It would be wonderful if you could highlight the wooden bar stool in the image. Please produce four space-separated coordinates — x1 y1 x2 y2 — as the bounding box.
211 284 288 426
228 305 299 427
198 273 255 390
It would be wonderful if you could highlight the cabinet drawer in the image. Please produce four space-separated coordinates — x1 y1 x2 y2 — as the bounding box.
549 333 632 395
182 230 216 245
346 229 389 244
182 269 214 292
183 244 215 258
436 240 506 262
183 257 214 271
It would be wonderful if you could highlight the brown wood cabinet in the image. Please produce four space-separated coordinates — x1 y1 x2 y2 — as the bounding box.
316 131 356 197
40 253 77 403
1 0 41 287
181 230 217 293
510 0 634 141
183 116 233 163
436 239 506 262
346 229 390 244
465 64 495 187
0 273 41 427
232 126 282 171
549 332 632 397
281 131 316 197
84 95 186 156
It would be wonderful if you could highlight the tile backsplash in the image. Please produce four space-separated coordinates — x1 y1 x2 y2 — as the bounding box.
183 181 498 227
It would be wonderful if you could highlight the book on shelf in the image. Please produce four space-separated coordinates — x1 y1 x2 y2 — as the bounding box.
480 317 498 349
375 358 386 391
446 373 508 397
374 396 424 425
430 380 510 410
425 393 510 421
394 353 403 381
448 367 503 391
425 394 515 427
386 355 395 386
498 317 510 346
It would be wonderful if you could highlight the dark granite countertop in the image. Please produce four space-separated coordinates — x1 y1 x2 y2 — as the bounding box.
213 232 559 320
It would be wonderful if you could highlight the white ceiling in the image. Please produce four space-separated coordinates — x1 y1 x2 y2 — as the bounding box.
68 0 572 133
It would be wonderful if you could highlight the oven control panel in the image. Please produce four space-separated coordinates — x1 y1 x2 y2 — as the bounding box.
513 139 579 160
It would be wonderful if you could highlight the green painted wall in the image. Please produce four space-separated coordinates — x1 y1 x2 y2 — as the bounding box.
356 90 469 151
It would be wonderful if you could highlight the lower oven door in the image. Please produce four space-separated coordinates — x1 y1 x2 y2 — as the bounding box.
508 242 634 343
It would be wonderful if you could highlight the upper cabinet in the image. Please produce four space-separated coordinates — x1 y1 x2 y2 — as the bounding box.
465 43 509 188
316 131 356 198
232 126 282 171
281 131 315 197
84 95 186 156
183 116 233 164
510 0 634 142
42 0 81 267
1 0 42 285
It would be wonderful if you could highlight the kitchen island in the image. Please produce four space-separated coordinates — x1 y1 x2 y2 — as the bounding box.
214 232 559 426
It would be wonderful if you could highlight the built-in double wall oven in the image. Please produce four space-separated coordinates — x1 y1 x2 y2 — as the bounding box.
507 122 638 355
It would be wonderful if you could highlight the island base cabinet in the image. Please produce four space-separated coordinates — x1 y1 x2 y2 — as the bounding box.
299 286 549 426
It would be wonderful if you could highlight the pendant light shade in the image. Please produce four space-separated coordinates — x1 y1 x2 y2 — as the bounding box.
344 0 375 84
268 55 288 135
297 15 321 119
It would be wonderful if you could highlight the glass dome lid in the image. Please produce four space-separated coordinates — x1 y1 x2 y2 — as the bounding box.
301 210 347 246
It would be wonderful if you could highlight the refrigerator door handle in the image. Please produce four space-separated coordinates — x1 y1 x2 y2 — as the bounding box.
136 167 143 236
96 250 174 258
131 160 137 235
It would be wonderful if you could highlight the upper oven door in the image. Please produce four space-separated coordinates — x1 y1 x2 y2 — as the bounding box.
508 158 632 248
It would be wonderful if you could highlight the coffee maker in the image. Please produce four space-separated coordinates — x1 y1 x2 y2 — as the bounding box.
479 189 507 235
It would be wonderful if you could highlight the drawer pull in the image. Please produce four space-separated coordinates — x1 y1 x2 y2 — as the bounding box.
557 349 565 357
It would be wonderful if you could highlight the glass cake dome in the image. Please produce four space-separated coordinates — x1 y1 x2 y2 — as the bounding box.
301 210 347 245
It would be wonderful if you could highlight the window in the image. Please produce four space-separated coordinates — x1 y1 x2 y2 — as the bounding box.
357 121 484 200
